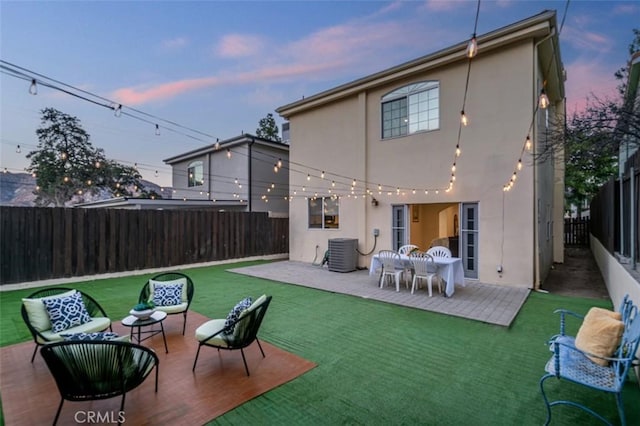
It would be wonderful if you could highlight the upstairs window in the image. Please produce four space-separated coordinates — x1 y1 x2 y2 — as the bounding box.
187 161 203 187
381 81 439 139
308 197 339 229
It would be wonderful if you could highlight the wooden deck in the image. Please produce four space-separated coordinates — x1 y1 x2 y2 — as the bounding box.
1 311 316 426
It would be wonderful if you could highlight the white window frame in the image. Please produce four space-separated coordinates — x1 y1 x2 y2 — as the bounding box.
308 197 339 229
381 81 439 139
187 161 203 187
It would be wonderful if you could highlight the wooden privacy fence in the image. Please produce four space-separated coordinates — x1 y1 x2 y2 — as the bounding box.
0 207 288 285
564 217 590 246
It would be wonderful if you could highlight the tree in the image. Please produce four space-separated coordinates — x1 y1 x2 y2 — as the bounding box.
538 29 639 214
26 108 153 206
256 113 281 142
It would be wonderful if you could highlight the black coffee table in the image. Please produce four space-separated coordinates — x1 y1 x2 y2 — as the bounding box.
121 310 169 353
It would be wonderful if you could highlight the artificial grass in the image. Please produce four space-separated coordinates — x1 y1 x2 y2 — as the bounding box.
1 261 638 425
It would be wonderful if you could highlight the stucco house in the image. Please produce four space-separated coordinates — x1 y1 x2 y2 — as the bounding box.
276 10 566 289
163 134 290 215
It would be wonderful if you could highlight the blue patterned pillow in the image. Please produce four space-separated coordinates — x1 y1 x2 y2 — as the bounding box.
152 283 184 306
61 332 119 341
42 292 92 333
223 297 252 335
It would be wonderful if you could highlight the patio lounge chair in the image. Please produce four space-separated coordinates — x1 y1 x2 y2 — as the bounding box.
193 295 272 376
21 287 112 362
41 340 159 426
139 272 195 335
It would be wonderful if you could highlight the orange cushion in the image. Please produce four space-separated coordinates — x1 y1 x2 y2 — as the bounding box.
575 307 624 366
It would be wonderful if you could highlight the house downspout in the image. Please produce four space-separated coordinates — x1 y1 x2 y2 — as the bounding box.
532 29 556 291
248 137 254 212
207 152 212 201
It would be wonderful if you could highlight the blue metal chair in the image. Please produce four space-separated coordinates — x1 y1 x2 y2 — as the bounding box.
540 299 640 425
553 295 637 340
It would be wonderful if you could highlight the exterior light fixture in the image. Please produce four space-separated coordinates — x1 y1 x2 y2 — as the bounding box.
466 36 478 58
29 79 38 95
538 89 549 109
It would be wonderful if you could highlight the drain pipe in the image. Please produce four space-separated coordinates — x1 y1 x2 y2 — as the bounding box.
532 28 556 291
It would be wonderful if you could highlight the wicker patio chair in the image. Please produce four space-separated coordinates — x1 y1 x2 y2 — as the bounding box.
21 287 112 362
139 272 195 335
193 295 272 376
40 340 159 425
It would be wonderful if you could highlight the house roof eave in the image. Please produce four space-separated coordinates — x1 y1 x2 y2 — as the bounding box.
163 134 289 165
276 10 558 119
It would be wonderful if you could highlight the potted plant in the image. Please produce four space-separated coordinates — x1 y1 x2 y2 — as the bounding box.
130 301 156 320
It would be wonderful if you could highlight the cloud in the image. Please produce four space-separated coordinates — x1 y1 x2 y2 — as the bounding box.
161 36 189 50
612 3 638 15
216 34 264 58
564 59 619 115
111 2 446 106
113 76 220 104
562 25 612 55
422 0 461 12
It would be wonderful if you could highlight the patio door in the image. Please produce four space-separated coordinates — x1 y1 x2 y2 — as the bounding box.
461 203 478 278
391 205 407 251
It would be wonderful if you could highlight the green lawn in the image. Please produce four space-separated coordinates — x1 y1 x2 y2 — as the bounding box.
1 260 638 425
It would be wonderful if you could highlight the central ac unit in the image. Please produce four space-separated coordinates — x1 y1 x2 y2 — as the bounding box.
328 238 358 273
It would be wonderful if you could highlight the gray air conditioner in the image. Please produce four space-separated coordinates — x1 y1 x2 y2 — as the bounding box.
328 238 358 273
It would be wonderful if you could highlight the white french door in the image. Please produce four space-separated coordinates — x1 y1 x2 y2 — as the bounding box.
461 203 479 278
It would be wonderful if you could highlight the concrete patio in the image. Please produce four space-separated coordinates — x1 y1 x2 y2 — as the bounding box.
229 260 531 327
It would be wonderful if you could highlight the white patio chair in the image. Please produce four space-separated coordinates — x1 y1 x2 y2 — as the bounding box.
409 252 440 296
377 250 409 292
398 244 419 255
427 245 452 258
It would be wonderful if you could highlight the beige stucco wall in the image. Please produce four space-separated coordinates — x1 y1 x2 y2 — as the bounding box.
287 40 556 288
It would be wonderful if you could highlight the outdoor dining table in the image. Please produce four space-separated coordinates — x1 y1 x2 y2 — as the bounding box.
369 253 465 297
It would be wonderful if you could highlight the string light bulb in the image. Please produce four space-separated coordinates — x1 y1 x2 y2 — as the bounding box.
95 161 101 168
29 79 37 95
538 88 549 109
525 135 532 151
517 159 523 170
277 158 282 168
16 145 21 154
455 145 461 156
460 110 469 126
226 149 231 159
307 174 311 181
113 104 122 117
155 124 160 136
154 170 159 177
321 171 325 179
466 35 478 58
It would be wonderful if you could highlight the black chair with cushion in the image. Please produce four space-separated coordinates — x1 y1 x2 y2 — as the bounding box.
21 287 112 362
138 272 195 335
41 340 159 425
193 295 272 376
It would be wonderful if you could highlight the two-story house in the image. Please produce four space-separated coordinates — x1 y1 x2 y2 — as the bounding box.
276 10 566 289
163 134 290 215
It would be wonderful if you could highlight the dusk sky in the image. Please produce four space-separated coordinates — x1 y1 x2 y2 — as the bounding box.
1 1 638 187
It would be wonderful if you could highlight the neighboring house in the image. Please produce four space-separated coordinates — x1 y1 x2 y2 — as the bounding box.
276 10 565 289
163 134 290 215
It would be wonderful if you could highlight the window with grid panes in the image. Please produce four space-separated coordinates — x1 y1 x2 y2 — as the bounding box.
381 81 439 139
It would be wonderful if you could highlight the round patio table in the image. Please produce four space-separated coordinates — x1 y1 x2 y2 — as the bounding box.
121 310 169 353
